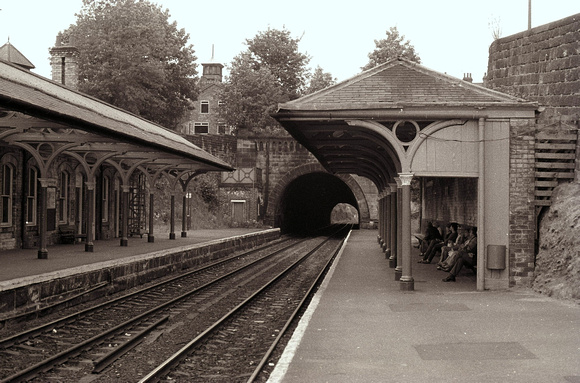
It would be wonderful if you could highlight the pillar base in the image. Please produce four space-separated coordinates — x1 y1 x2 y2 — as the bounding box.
120 238 128 247
37 250 48 259
394 269 402 281
169 233 176 240
384 248 391 259
399 279 415 291
148 235 155 243
181 231 187 238
85 243 94 252
388 257 397 268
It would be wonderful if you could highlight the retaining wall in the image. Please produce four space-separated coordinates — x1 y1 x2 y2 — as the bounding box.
0 229 280 320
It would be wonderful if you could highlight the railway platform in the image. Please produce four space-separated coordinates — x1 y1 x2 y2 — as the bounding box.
269 229 580 383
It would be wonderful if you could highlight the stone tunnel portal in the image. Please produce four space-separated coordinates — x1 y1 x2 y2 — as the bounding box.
276 172 360 233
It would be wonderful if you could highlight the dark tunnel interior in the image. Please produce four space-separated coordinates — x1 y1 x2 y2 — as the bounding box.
276 172 360 234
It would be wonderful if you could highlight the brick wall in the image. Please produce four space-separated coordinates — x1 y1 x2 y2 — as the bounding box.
508 119 537 286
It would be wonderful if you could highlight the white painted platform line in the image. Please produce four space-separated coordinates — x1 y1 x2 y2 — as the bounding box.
266 230 352 383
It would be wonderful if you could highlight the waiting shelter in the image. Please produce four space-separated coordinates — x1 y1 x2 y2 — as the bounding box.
273 58 538 291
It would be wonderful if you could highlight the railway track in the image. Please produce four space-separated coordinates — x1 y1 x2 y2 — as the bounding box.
0 225 350 382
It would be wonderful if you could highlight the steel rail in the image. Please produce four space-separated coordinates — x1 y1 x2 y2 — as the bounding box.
0 236 293 349
137 228 345 383
247 225 352 382
0 236 302 382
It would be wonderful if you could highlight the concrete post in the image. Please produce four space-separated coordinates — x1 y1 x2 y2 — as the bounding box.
399 173 414 291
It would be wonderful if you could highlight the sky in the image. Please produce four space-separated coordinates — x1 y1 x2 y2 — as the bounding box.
1 0 579 84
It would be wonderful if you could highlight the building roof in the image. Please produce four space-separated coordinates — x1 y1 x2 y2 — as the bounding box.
0 41 35 70
278 57 534 112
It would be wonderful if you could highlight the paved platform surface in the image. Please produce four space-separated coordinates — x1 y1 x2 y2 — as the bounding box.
0 228 265 286
269 230 580 383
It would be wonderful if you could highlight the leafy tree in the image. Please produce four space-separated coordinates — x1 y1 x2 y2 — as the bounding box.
219 27 310 133
305 66 336 94
362 26 421 71
245 27 310 100
219 53 286 133
61 0 197 129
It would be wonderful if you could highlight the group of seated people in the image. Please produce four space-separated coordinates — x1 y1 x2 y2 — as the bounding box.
416 222 477 282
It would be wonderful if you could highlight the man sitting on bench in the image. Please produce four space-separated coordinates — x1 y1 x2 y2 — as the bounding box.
442 227 477 282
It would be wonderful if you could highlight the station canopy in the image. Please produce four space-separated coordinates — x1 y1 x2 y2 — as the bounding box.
272 57 536 190
0 60 233 177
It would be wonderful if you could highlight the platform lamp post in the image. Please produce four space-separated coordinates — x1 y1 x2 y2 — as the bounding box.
181 192 188 238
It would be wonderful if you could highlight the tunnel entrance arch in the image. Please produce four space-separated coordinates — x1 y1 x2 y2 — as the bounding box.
266 163 371 233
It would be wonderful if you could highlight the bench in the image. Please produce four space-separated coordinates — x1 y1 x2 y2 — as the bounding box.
58 225 86 244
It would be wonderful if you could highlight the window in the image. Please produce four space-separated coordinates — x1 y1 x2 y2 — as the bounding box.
102 176 109 222
1 164 13 226
26 167 38 225
218 123 226 135
58 171 69 223
200 100 209 114
194 122 209 134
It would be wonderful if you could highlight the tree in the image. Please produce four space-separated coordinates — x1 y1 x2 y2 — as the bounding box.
61 0 198 129
362 26 421 71
245 27 310 100
305 66 336 94
219 53 287 133
219 27 310 133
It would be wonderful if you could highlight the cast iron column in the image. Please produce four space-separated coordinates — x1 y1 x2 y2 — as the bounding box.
37 178 53 259
384 189 391 257
395 177 403 281
85 180 95 252
120 184 129 246
389 183 397 268
399 173 414 291
181 194 187 238
169 194 176 240
148 193 155 243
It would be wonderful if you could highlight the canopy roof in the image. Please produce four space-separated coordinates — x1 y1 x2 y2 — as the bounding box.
0 59 233 177
273 57 538 189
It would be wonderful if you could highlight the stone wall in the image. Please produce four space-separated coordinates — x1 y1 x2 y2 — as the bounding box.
485 13 580 126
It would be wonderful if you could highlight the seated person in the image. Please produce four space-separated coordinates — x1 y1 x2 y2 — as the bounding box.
419 222 458 264
442 227 477 282
437 226 466 268
418 222 443 256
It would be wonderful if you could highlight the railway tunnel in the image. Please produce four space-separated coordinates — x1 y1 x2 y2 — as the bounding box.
276 172 360 233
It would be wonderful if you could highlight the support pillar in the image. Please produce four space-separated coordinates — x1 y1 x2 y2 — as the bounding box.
377 194 383 245
85 180 95 252
384 190 391 257
181 194 187 238
169 194 176 240
388 183 397 268
148 193 155 243
399 173 414 291
120 184 129 247
395 177 403 281
37 178 55 259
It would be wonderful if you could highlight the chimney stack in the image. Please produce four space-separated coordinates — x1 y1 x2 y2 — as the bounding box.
49 33 79 89
462 73 473 83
